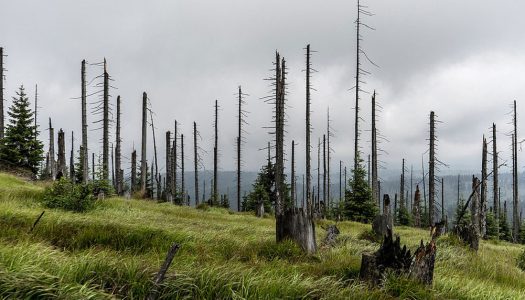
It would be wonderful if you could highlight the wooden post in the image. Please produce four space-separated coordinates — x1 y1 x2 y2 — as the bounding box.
140 92 148 195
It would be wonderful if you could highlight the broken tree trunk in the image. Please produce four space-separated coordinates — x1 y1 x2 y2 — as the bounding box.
57 129 66 179
276 208 317 253
409 239 437 285
413 185 421 227
147 242 180 300
372 194 393 239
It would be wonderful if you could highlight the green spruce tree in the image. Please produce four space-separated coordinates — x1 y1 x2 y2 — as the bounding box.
0 86 43 174
344 156 377 223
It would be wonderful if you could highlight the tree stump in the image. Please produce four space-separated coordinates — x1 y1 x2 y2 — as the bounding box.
256 201 265 218
276 207 316 254
359 228 412 285
372 214 393 239
409 239 436 285
454 224 479 251
323 224 340 247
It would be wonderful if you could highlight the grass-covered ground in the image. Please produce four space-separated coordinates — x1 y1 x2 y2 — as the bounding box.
0 172 524 299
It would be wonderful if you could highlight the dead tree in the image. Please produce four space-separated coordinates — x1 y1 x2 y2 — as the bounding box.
471 176 481 237
492 123 499 237
34 85 38 141
69 131 75 180
305 44 313 213
57 129 66 178
115 96 123 195
327 109 332 210
102 59 110 181
339 160 342 202
480 136 487 237
213 100 219 206
272 52 316 253
92 153 95 181
323 134 326 213
148 106 161 200
131 150 137 193
111 144 115 188
81 60 89 183
237 86 247 212
165 131 172 201
413 185 421 227
400 158 405 210
173 120 178 201
371 90 379 206
441 178 445 222
372 194 393 238
512 100 519 241
140 92 148 195
291 141 296 206
317 137 321 212
0 47 4 140
48 118 56 179
193 122 199 206
181 133 185 205
429 111 436 225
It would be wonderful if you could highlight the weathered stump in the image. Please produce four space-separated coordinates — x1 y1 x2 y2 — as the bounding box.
276 208 316 254
322 224 340 247
372 214 393 239
256 201 265 218
454 224 479 251
360 228 412 285
431 220 446 240
409 240 436 285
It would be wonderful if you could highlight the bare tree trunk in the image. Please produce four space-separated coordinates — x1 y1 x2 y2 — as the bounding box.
323 134 327 214
131 150 137 194
81 60 88 183
173 120 177 201
317 137 321 212
102 59 109 181
111 143 115 188
165 131 172 201
237 86 244 212
116 96 122 195
492 123 499 238
70 131 75 180
413 185 421 227
92 152 95 181
353 1 361 172
471 176 481 237
181 134 185 205
400 158 405 210
429 111 435 225
57 129 66 178
291 141 295 207
327 109 331 211
441 178 445 222
481 136 487 237
0 47 4 140
140 92 148 195
305 44 313 213
213 100 218 206
34 85 38 140
149 109 160 200
193 122 199 206
371 91 379 206
513 100 519 241
339 160 342 202
49 119 56 179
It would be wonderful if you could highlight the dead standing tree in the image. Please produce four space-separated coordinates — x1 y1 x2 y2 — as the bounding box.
48 118 56 179
102 59 109 181
115 95 123 195
480 136 487 237
213 100 219 206
271 51 316 254
429 111 436 226
0 47 4 140
305 44 313 215
81 60 89 183
131 150 137 193
165 131 172 202
492 123 499 237
148 102 161 200
57 129 66 178
140 92 148 195
237 86 248 211
193 122 200 206
69 131 75 180
371 90 379 205
512 100 519 241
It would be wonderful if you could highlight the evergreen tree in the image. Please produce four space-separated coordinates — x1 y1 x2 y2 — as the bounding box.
74 148 85 184
485 210 499 239
344 156 377 223
499 212 512 242
397 206 413 226
454 197 470 228
243 161 276 213
0 86 43 173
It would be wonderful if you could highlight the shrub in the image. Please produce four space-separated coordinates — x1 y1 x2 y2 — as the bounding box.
41 178 96 212
517 248 525 271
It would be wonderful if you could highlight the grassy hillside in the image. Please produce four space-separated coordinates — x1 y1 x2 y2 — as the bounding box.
0 172 524 299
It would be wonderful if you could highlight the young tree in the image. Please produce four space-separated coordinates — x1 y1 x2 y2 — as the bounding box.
0 85 43 173
344 155 377 223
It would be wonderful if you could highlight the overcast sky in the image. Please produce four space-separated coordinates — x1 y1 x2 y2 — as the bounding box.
1 0 525 179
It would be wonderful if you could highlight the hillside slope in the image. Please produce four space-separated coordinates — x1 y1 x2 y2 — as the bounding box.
0 172 524 299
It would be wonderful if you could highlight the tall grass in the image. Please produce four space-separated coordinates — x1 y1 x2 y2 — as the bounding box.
0 172 524 299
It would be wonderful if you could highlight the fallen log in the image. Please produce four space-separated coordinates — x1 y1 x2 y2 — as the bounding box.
147 242 180 300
